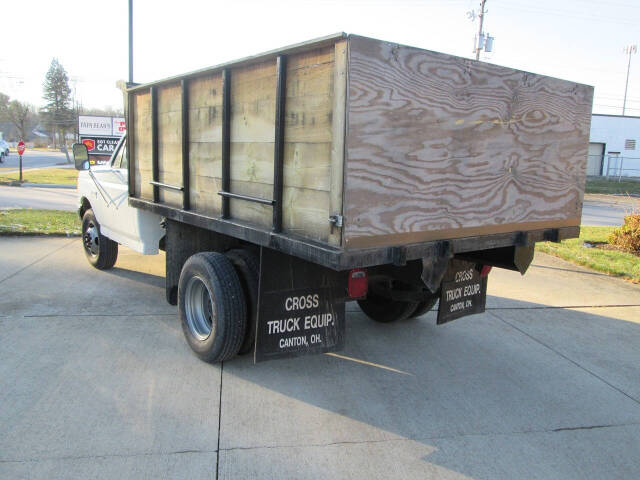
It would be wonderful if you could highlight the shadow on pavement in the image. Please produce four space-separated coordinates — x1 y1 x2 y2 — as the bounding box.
105 266 165 289
215 296 640 478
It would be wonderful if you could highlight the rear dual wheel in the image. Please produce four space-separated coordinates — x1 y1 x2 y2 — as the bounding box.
358 290 439 323
178 252 247 363
178 249 259 363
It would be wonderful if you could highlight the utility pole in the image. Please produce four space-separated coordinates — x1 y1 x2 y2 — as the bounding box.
622 44 637 116
475 0 487 61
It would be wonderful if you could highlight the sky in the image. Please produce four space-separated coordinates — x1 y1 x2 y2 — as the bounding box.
1 0 639 116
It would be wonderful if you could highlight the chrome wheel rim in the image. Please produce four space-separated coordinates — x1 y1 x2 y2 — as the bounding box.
184 275 215 340
83 222 100 257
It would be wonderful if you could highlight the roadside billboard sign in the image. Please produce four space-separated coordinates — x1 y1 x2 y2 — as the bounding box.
78 116 126 137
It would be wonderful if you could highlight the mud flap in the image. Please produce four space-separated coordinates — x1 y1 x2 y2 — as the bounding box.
254 247 347 363
437 259 488 325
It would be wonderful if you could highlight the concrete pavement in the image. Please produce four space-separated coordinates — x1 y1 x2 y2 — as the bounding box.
0 150 71 171
1 237 639 479
0 185 78 211
582 193 638 226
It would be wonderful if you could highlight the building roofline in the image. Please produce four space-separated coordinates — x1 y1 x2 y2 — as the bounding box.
592 113 640 120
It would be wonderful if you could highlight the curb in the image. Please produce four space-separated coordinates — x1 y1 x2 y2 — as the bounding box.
21 183 77 189
0 232 81 237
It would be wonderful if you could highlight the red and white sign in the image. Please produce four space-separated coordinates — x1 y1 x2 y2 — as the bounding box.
17 141 25 155
78 115 126 137
112 118 126 136
82 138 96 151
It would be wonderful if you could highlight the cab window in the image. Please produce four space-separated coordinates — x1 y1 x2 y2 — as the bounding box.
111 142 127 169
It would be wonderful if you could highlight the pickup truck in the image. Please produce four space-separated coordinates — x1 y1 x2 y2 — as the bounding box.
73 33 593 364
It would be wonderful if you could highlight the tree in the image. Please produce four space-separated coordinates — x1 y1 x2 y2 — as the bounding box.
41 58 75 159
0 93 36 142
0 92 9 116
6 100 33 141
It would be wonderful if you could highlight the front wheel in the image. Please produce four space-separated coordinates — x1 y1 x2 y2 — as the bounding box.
82 209 118 270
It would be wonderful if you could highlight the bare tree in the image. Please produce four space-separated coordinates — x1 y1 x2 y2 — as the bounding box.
0 92 8 116
6 100 32 141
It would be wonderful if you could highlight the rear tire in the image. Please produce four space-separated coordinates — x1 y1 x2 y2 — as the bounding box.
357 291 418 323
178 252 246 363
82 209 118 270
225 249 259 355
409 293 439 318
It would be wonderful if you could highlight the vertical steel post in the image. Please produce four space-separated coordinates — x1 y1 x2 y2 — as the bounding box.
272 55 287 233
181 79 190 210
221 69 231 219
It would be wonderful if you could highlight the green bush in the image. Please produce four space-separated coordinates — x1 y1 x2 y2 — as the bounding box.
609 213 640 254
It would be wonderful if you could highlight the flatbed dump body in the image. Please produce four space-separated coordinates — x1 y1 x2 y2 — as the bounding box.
126 33 592 269
75 33 594 363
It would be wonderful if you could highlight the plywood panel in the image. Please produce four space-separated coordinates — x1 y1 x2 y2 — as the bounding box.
328 39 348 247
157 84 182 207
188 75 223 215
282 45 336 243
133 92 153 200
343 35 593 249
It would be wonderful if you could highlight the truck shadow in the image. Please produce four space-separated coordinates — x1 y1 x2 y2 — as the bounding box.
218 296 640 478
105 266 165 289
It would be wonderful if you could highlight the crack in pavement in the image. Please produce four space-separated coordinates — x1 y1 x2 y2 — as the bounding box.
207 421 640 454
0 238 77 285
0 449 217 465
4 422 640 465
486 304 640 310
490 311 640 406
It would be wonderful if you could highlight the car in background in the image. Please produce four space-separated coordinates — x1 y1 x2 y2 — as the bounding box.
0 140 10 159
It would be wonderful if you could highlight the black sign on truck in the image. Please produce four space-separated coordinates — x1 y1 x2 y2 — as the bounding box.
437 259 487 324
254 248 346 362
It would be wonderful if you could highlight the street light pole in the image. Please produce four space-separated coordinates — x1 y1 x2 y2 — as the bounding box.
622 45 637 116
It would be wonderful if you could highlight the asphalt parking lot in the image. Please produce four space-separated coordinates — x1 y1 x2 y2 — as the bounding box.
1 237 640 479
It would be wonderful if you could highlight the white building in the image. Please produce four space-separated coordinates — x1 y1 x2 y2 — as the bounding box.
588 114 640 177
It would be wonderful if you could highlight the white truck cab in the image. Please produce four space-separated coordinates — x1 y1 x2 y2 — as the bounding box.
76 137 164 269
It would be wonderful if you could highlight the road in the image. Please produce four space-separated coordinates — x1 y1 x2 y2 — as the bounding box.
1 237 639 479
582 193 637 226
0 185 78 211
0 150 71 171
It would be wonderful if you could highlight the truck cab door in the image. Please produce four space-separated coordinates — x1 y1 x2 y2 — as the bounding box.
89 138 164 254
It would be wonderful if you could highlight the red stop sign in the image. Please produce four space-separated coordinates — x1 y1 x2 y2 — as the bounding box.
17 141 25 155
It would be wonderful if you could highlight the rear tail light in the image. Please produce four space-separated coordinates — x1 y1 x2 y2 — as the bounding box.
480 265 492 277
348 268 368 298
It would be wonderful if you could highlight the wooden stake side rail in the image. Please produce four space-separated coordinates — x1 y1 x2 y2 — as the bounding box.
129 195 578 271
126 33 592 263
129 39 345 247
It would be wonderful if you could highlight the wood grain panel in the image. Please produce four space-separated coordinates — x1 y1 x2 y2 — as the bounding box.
133 91 153 200
343 35 593 249
157 84 183 207
188 75 223 215
329 39 348 246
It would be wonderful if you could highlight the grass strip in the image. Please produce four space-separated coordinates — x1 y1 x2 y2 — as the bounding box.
586 178 640 195
0 209 80 236
537 226 640 283
0 168 78 186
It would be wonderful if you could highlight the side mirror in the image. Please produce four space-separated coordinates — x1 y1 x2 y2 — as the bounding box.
72 143 90 170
